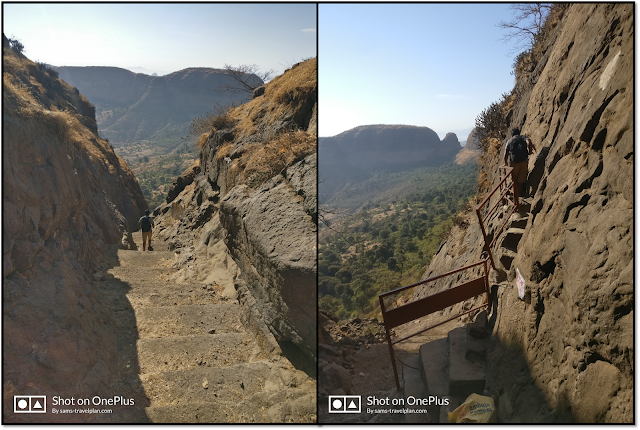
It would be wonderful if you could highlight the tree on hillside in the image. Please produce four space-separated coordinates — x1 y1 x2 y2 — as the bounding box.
498 3 553 53
219 64 274 95
7 35 25 55
475 93 509 149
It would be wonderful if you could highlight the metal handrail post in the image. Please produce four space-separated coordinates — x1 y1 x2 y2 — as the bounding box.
475 206 496 270
512 168 519 212
483 258 490 307
379 295 401 391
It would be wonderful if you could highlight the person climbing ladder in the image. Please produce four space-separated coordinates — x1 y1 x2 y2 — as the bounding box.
504 128 535 203
138 209 155 251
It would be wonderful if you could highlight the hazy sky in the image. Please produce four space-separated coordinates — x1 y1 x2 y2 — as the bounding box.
319 3 524 140
5 3 534 142
3 3 317 77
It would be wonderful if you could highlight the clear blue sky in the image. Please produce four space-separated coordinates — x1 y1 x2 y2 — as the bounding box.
3 3 316 77
319 3 523 140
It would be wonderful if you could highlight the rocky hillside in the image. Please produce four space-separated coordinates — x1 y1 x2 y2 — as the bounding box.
3 36 147 422
455 127 482 165
413 4 632 423
152 59 317 370
56 66 253 144
319 125 461 202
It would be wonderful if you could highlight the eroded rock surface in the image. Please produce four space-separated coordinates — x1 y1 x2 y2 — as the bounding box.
154 59 317 370
413 4 632 423
3 38 147 422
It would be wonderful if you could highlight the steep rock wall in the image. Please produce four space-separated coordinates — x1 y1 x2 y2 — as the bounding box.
154 59 317 363
414 4 632 423
3 43 147 421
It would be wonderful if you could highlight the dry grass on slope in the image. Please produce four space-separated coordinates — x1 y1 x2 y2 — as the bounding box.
3 47 136 178
242 130 316 187
189 59 317 144
186 58 317 189
233 58 317 138
228 58 317 188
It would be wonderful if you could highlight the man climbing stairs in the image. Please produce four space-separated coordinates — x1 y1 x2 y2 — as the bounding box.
99 232 316 423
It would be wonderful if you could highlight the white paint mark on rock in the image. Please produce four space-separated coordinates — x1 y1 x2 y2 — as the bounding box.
599 50 621 90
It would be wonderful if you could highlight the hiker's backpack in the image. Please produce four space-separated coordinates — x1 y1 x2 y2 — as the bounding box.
509 135 528 164
140 216 152 232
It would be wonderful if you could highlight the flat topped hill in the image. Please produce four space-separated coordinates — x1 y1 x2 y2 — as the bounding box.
319 124 461 203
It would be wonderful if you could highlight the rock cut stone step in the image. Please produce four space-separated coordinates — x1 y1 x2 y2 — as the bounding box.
108 266 176 282
144 401 260 423
145 384 316 424
133 303 244 339
101 283 227 309
500 228 526 253
498 249 517 271
418 338 449 423
402 354 431 423
448 327 486 396
136 333 260 373
140 362 276 407
419 337 449 398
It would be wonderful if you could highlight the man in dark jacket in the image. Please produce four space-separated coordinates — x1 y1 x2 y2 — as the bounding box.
504 128 536 201
138 209 155 251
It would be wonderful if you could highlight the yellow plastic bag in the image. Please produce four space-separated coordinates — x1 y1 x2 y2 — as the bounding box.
448 393 497 423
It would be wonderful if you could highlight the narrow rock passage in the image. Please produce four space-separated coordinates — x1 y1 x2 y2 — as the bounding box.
100 232 316 423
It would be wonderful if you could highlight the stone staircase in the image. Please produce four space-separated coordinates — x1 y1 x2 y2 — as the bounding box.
495 211 529 273
99 232 315 423
401 206 531 423
402 312 488 423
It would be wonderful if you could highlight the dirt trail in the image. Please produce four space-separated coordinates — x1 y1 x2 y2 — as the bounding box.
318 319 457 424
99 232 315 423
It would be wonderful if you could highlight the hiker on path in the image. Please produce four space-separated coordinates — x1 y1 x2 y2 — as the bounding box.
504 128 535 202
138 209 155 251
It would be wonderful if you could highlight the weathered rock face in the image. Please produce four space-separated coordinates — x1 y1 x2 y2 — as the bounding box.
465 128 482 151
455 128 482 165
3 41 147 421
219 155 317 356
442 132 459 145
319 124 461 202
56 66 251 144
154 59 317 364
414 4 632 423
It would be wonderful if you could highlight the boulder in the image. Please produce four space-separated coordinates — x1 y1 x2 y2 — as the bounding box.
319 363 353 395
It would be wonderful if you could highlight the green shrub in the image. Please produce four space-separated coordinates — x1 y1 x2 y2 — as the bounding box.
8 36 24 55
36 61 59 79
187 103 237 145
475 94 509 152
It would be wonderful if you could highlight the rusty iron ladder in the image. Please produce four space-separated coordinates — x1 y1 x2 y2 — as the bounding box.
378 167 517 391
475 166 518 270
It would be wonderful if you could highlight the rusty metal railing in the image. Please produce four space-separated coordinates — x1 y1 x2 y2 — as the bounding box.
379 259 491 391
378 166 518 391
475 166 518 270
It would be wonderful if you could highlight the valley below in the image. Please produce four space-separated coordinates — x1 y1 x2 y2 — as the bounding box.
56 66 255 209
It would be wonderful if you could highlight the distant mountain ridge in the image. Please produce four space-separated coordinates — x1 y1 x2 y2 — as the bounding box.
123 66 169 76
56 66 255 145
319 124 461 203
